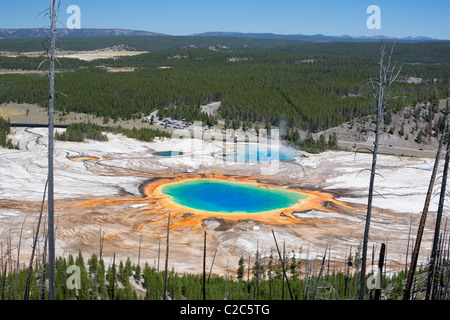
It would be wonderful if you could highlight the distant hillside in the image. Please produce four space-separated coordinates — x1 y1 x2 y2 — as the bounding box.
0 29 448 64
0 28 164 39
0 35 305 53
192 32 445 43
1 28 446 43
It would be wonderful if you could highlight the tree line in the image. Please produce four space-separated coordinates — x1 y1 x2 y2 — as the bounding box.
55 121 171 143
1 245 445 301
0 55 91 71
1 36 448 64
0 49 448 133
55 122 108 142
0 117 19 149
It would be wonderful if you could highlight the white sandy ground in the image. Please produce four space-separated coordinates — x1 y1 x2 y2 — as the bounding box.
1 50 148 62
0 127 448 279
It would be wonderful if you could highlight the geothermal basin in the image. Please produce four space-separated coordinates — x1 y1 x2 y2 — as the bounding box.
0 127 442 279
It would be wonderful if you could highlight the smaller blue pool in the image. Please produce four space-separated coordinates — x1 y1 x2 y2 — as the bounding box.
154 151 184 157
224 144 298 163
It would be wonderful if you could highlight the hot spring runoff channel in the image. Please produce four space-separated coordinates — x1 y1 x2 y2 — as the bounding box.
160 179 308 214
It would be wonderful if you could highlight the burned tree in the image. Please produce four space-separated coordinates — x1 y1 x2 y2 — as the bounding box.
359 44 401 300
46 0 59 300
426 128 450 299
403 121 447 300
23 180 48 300
162 214 171 300
272 229 294 300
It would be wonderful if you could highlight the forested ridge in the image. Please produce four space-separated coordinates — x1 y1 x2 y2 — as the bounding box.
0 42 448 133
0 35 304 53
1 35 449 63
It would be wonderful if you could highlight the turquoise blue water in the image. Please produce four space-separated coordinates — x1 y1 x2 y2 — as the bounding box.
161 179 308 213
224 144 298 163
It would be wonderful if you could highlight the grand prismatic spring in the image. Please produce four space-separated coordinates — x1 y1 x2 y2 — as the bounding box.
160 179 309 214
73 173 352 234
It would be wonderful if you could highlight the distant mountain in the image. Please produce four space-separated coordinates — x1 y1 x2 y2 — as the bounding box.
0 28 165 39
0 28 445 44
192 32 444 43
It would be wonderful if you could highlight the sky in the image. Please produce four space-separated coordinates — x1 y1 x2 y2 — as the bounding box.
0 0 449 39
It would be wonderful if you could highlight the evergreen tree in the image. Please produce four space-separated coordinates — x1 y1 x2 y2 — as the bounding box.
416 129 424 143
328 132 338 149
399 123 405 137
97 258 108 299
75 250 90 300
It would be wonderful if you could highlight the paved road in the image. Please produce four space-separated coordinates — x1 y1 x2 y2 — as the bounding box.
338 140 440 159
200 102 221 116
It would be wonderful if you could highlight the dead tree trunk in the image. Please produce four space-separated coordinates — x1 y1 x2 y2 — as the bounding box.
374 243 386 300
15 215 29 300
207 246 218 283
137 230 143 267
254 240 259 300
8 232 12 275
24 179 48 300
426 132 450 300
344 246 352 297
202 231 206 300
282 241 286 300
111 253 116 300
443 234 450 299
1 242 6 300
162 214 170 300
247 253 251 282
47 0 59 301
157 238 161 271
432 235 444 299
271 229 293 300
38 232 48 300
99 227 104 260
403 122 446 300
313 243 328 300
359 44 401 300
405 217 413 276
